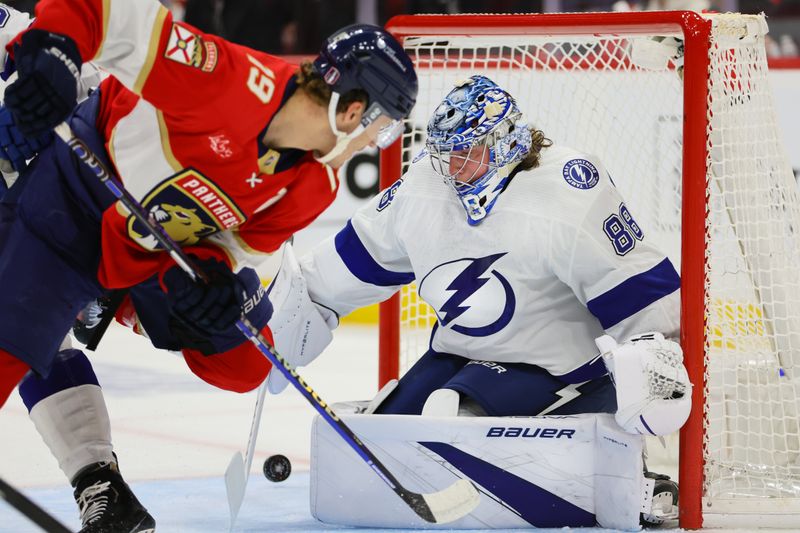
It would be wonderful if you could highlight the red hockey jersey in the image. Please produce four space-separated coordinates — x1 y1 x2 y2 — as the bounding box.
18 0 339 288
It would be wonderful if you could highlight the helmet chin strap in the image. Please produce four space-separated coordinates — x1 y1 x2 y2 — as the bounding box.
315 91 365 165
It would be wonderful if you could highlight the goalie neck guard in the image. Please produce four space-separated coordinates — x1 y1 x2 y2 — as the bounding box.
425 76 532 226
313 24 418 163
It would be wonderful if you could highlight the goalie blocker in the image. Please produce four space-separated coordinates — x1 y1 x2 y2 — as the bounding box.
311 407 655 530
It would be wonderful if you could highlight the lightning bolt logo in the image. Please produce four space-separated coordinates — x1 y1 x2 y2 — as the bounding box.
537 382 586 416
418 253 516 337
438 253 505 326
572 165 586 184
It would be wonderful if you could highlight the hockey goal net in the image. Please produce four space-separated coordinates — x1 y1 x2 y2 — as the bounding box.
378 11 800 529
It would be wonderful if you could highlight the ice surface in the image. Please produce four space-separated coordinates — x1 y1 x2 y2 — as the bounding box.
0 323 706 532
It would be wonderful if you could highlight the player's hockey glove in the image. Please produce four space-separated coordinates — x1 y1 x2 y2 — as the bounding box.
5 29 82 137
0 105 53 172
165 258 273 355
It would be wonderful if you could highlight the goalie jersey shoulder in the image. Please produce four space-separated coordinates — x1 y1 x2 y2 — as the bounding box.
364 146 626 242
504 145 619 224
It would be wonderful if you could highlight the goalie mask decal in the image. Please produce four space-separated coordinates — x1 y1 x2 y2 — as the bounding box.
418 253 515 337
425 75 532 225
127 168 246 249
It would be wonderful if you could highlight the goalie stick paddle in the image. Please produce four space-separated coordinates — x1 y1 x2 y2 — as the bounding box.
225 238 292 530
224 379 267 531
54 123 481 524
0 477 73 533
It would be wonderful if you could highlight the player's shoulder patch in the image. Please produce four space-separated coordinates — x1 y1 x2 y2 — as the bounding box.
164 23 218 73
377 178 404 212
562 158 600 190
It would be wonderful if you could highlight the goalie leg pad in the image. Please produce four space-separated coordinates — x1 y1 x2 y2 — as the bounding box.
18 349 114 482
311 412 645 529
421 388 461 417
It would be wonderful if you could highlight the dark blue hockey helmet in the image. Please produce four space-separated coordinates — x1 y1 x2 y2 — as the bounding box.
313 24 417 148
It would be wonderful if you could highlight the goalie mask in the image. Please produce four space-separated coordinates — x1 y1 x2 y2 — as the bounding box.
425 76 532 225
313 24 418 164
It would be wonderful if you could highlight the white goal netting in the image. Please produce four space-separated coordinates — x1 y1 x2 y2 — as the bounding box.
387 12 800 524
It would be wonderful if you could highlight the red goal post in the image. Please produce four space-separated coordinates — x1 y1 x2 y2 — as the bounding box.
379 11 800 529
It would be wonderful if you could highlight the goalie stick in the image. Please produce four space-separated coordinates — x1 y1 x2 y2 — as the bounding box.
53 123 480 525
224 237 294 530
0 477 72 533
224 379 267 531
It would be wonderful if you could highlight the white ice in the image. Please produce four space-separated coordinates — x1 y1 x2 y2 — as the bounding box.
0 321 760 532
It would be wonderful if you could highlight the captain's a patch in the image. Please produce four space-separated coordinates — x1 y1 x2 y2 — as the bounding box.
127 168 246 250
164 24 218 72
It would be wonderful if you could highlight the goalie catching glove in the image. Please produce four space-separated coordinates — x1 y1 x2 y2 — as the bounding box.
266 243 337 394
596 332 691 436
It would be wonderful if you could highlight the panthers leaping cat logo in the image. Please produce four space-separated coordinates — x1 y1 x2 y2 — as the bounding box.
127 169 246 250
150 203 216 245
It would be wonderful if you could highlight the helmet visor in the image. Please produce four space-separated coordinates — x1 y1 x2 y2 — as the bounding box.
375 119 403 149
361 100 404 149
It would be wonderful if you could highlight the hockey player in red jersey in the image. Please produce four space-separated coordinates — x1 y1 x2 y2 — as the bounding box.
0 0 417 530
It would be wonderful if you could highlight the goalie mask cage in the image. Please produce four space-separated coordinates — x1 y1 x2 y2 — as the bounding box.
378 11 800 529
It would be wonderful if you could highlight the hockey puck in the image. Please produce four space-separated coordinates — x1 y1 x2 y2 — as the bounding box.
263 454 291 482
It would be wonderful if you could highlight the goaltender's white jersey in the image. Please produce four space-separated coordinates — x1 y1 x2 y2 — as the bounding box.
0 4 31 56
301 144 680 377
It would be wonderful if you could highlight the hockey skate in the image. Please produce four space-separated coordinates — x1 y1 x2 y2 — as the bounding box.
640 471 679 528
72 461 156 533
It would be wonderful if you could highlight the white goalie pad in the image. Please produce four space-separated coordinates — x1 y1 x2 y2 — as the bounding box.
265 243 337 394
310 410 646 530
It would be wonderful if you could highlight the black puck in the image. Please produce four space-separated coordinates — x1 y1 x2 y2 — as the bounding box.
263 454 291 482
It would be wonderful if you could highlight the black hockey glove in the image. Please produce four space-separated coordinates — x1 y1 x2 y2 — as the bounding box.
0 105 54 172
5 29 82 137
164 256 246 337
166 262 273 355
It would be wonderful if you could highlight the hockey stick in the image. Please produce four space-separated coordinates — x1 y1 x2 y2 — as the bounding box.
0 477 73 533
53 123 480 524
225 237 293 530
224 379 267 531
